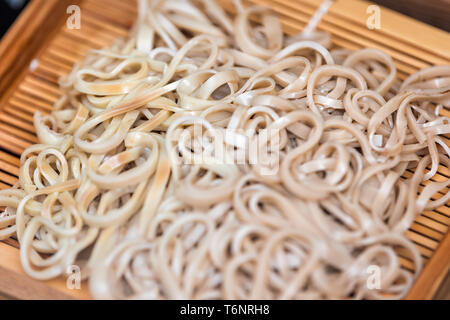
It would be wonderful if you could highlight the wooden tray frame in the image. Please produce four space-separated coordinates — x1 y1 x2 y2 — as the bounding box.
0 0 448 300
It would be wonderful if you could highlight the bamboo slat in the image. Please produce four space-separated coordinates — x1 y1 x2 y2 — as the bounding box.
0 0 448 300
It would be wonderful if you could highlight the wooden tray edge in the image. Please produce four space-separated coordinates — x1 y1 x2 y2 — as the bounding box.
325 0 450 59
406 230 450 300
0 242 92 300
0 0 77 106
0 0 448 300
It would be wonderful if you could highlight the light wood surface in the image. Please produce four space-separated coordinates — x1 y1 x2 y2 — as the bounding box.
0 0 448 299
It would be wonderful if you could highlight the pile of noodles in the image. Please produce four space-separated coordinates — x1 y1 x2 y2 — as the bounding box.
0 0 449 300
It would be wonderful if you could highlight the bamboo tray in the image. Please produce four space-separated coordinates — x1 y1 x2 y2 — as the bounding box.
0 0 448 300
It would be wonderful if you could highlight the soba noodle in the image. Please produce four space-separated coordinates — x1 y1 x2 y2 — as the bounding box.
0 0 449 299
